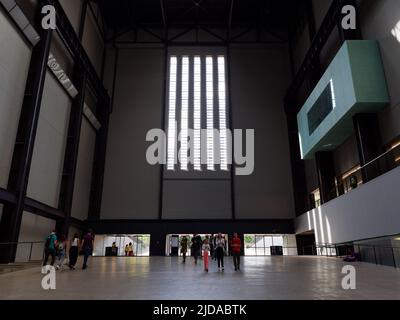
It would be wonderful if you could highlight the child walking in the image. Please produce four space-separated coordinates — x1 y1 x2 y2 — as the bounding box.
202 238 211 272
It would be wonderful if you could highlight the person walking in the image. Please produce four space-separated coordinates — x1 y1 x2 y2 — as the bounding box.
125 244 129 256
212 235 217 261
56 235 67 270
43 230 58 267
231 233 242 271
209 235 214 260
192 234 202 265
81 229 94 270
202 238 211 272
181 236 188 263
215 233 225 271
68 233 80 270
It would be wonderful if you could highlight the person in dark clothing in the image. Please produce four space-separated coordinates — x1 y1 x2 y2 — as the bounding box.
81 229 94 270
68 233 80 270
43 230 58 267
192 234 202 265
215 233 226 271
181 236 188 263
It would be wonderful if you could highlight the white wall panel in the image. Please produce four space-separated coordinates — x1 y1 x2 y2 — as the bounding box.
16 212 56 262
71 117 96 221
0 9 31 187
26 72 71 207
296 167 400 244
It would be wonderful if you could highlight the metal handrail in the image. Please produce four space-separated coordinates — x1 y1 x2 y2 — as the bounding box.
303 243 399 269
361 143 400 170
243 246 299 256
0 241 45 245
0 241 46 264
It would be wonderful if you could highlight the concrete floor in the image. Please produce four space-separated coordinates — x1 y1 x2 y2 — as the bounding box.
0 256 399 300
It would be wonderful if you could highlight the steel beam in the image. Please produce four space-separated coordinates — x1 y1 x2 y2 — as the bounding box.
58 70 88 236
78 0 88 41
0 188 16 204
88 96 111 220
24 198 66 220
0 24 52 263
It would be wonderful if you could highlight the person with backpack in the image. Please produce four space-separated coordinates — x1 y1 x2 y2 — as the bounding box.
43 230 58 267
68 233 80 270
56 235 67 270
81 229 94 270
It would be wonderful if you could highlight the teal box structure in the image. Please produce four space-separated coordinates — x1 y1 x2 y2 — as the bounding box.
297 40 389 159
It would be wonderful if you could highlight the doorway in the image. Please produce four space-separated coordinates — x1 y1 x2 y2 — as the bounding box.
165 234 229 256
93 234 151 257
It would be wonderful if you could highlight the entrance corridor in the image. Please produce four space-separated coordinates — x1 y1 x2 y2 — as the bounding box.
0 256 399 300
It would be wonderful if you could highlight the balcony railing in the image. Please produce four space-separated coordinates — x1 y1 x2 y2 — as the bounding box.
308 143 400 210
302 243 400 269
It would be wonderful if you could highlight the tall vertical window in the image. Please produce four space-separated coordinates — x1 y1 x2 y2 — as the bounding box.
206 56 215 171
193 57 202 171
218 57 228 171
166 54 228 172
180 57 189 170
167 57 177 170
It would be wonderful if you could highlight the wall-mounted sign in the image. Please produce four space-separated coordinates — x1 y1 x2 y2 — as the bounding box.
47 53 78 98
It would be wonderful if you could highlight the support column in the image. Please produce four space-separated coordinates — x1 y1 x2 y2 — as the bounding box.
88 97 111 220
285 102 308 216
227 45 236 220
353 113 384 183
57 70 88 236
78 0 88 42
0 26 53 263
315 151 336 204
306 0 322 91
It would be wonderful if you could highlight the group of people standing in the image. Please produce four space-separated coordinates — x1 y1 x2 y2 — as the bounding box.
42 229 94 270
124 243 135 256
180 233 242 272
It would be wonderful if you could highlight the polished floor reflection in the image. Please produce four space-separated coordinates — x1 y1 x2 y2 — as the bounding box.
0 256 399 300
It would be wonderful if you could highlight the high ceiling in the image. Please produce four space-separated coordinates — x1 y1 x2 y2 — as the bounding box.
93 0 309 43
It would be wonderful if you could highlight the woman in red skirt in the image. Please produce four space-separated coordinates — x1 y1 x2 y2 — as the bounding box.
202 238 211 272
